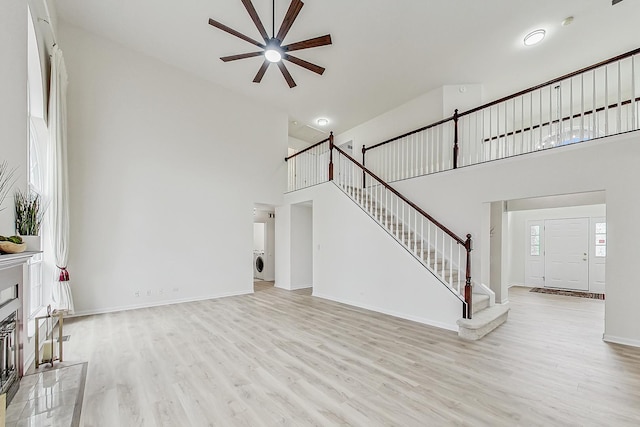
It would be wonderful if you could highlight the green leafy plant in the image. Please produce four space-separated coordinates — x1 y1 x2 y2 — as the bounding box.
0 161 17 212
14 189 47 236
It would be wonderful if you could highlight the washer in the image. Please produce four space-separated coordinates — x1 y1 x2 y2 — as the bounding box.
253 252 265 279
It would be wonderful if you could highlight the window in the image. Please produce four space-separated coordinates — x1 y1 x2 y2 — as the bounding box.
27 7 49 319
530 225 541 256
595 222 607 257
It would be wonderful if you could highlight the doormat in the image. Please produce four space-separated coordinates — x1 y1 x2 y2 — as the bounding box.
529 287 605 300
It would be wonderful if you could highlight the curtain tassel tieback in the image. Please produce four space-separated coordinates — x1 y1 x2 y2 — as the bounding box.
56 266 70 282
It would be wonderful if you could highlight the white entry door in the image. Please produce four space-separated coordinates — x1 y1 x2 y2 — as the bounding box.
525 220 545 286
544 218 589 290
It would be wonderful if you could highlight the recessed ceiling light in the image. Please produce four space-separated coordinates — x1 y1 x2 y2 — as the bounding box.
316 118 329 126
524 29 546 46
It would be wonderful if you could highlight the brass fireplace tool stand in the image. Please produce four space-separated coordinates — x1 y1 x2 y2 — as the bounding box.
34 305 67 368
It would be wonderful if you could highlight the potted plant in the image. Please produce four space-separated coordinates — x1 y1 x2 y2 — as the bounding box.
0 161 16 212
0 162 26 254
14 189 47 251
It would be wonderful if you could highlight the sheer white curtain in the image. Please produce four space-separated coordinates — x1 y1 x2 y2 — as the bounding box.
48 45 74 314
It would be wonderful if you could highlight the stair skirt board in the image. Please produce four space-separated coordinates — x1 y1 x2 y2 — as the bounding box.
335 183 466 301
312 291 459 332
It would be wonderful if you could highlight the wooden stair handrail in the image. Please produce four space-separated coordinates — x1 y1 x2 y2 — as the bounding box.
363 116 454 152
285 134 332 162
333 145 466 246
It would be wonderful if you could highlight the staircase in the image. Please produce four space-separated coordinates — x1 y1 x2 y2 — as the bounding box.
336 180 509 340
285 137 509 339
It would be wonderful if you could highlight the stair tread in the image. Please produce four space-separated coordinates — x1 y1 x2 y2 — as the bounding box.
457 303 510 330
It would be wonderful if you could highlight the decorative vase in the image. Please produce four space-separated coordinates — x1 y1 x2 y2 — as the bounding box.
20 235 42 252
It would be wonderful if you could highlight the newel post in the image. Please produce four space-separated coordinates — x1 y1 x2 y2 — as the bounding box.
453 109 459 169
328 132 334 181
464 233 473 319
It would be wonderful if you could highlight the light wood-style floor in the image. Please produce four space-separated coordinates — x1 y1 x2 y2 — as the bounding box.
64 284 640 426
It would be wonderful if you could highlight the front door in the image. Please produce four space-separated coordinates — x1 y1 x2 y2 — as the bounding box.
544 218 589 290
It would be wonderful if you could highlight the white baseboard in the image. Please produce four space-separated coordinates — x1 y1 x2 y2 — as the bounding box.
312 292 458 332
602 334 640 348
274 283 312 291
69 290 251 318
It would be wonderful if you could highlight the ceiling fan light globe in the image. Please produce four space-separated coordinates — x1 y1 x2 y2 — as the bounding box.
265 49 282 63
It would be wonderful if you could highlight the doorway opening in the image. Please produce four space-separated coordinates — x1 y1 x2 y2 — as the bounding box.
490 191 606 338
288 201 313 291
254 203 276 290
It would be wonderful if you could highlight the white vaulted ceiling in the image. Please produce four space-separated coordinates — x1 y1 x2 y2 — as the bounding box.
53 0 640 140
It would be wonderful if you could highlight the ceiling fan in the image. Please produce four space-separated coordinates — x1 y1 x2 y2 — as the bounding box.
208 0 332 88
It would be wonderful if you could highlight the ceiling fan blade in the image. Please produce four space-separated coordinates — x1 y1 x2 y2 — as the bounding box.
221 51 264 62
277 62 297 88
253 60 270 83
282 34 332 52
276 0 303 42
241 0 269 42
283 54 325 75
208 18 265 49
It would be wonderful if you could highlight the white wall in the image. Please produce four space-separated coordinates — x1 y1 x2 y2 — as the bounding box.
507 204 606 287
262 218 276 281
290 203 313 289
0 0 32 372
335 88 444 162
282 184 463 331
253 223 265 252
442 84 484 118
275 204 291 289
288 136 311 152
59 23 287 314
0 1 28 230
335 84 484 163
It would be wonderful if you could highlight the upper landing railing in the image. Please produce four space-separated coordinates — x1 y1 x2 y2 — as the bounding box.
362 47 640 183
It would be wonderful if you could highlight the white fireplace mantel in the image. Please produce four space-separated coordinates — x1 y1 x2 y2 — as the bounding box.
0 252 37 271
